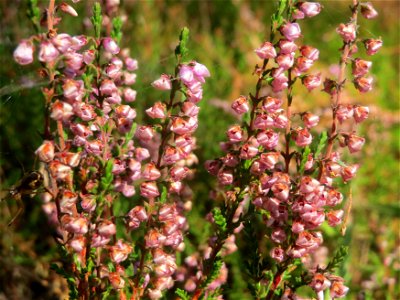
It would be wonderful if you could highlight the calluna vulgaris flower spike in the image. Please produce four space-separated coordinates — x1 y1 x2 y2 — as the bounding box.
13 0 381 299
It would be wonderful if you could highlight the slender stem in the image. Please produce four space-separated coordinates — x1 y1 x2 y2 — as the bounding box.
47 0 56 33
284 69 294 173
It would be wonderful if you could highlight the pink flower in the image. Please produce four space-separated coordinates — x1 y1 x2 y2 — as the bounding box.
146 102 166 119
280 22 301 41
341 164 359 182
59 2 78 17
353 105 369 123
142 163 161 181
125 57 138 71
278 40 298 54
354 76 373 93
39 41 59 63
136 126 155 141
276 53 295 70
35 140 55 163
336 104 354 123
300 45 319 61
109 240 133 263
293 128 312 147
50 100 74 121
352 58 372 77
152 74 172 90
302 112 319 128
270 247 285 263
231 95 249 114
336 23 356 43
226 125 243 143
330 281 349 298
326 210 344 227
346 134 365 153
310 273 331 292
83 49 95 64
262 96 283 113
218 169 234 185
254 41 277 59
271 228 287 243
62 215 88 234
360 2 378 19
13 40 34 65
299 2 322 18
259 152 280 170
97 220 117 237
364 38 383 56
294 57 314 73
140 181 160 199
102 37 120 54
256 129 279 149
302 73 322 91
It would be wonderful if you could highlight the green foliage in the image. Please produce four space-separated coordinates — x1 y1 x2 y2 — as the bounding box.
91 3 103 39
203 256 223 288
175 288 190 300
326 246 349 273
212 207 227 233
100 159 114 192
299 146 311 174
175 27 190 61
111 17 123 44
26 0 40 33
160 185 168 204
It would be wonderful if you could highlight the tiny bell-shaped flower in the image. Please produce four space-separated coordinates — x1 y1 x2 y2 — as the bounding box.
352 58 372 77
280 22 301 41
39 41 60 63
293 128 312 147
360 2 378 19
14 40 34 65
336 23 356 43
278 39 298 54
226 125 243 143
102 37 120 54
298 2 322 18
254 41 277 59
364 38 383 56
353 105 369 123
146 102 166 119
35 140 55 163
302 73 322 91
231 95 249 114
59 2 78 17
140 181 160 199
346 134 365 153
354 76 373 93
300 45 319 61
330 281 349 299
270 247 285 263
152 74 172 90
302 112 320 128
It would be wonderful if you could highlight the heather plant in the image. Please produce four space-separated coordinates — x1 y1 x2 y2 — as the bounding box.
7 0 384 299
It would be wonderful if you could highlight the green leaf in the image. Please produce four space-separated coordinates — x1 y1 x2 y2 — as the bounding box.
111 17 123 44
314 131 328 158
325 245 348 272
160 186 168 204
26 0 40 33
175 288 190 300
299 146 311 174
212 208 227 232
91 3 103 39
203 257 223 288
175 27 190 61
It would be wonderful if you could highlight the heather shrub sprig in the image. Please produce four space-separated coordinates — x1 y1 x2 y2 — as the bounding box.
11 0 382 299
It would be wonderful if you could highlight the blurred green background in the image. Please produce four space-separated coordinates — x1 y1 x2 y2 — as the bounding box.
0 1 399 299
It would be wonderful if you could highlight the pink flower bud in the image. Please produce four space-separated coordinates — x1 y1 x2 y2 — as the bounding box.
341 164 359 182
146 102 166 119
74 103 97 121
231 95 249 114
278 40 298 54
52 33 72 53
226 125 243 143
152 74 172 90
13 40 34 65
360 2 378 19
346 134 365 153
70 236 86 253
291 8 305 20
102 37 120 54
170 117 198 135
162 146 181 165
302 112 320 128
336 104 354 123
110 240 133 263
100 79 118 95
293 128 312 147
239 143 258 159
294 57 314 73
59 2 78 17
70 35 87 51
273 113 288 128
300 45 319 61
254 41 277 59
124 72 137 85
136 126 155 141
169 166 189 182
122 88 136 103
303 73 322 91
193 62 211 80
310 274 331 292
299 2 322 18
204 160 221 176
276 53 295 70
270 247 285 263
354 76 373 93
97 220 117 237
353 105 369 123
330 281 349 299
259 152 280 170
82 49 95 64
256 129 279 149
39 41 60 63
271 72 289 92
140 181 159 199
109 272 125 290
364 38 383 56
145 229 166 248
218 169 234 185
336 23 356 43
125 57 138 71
280 22 301 41
80 194 96 212
253 113 274 130
326 210 344 227
271 228 287 243
35 140 55 162
142 163 161 181
62 215 88 234
292 221 305 234
352 58 372 77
